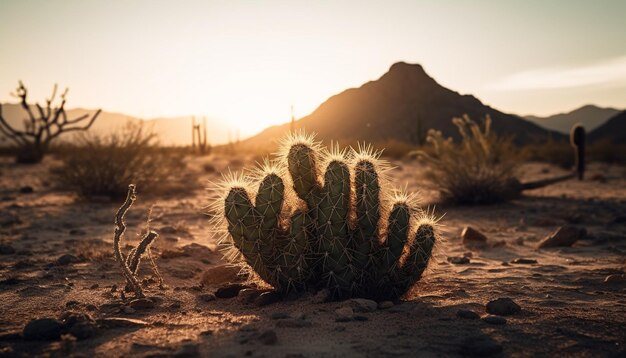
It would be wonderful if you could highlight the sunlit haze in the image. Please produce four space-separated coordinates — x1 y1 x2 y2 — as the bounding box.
1 0 625 139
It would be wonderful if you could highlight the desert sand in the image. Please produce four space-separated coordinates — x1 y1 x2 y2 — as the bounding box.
1 156 625 357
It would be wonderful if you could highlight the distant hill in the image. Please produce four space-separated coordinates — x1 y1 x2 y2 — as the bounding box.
0 103 234 146
243 62 561 148
589 110 626 143
525 105 621 133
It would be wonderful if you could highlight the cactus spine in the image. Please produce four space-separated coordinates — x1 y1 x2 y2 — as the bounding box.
216 133 438 300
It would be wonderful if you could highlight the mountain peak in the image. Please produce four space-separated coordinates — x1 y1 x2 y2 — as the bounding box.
388 61 425 73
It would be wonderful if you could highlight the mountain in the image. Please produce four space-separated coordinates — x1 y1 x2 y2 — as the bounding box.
243 62 561 148
525 105 621 134
589 110 626 143
0 103 234 146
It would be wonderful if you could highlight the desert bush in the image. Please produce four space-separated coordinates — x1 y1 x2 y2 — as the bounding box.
588 139 626 164
417 115 520 205
52 123 180 198
519 139 573 168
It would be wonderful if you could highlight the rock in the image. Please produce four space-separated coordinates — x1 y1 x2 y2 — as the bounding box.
198 293 217 302
181 243 214 257
538 226 586 248
96 317 149 329
604 274 626 284
255 291 281 306
258 329 278 345
275 319 312 328
200 265 242 285
511 258 537 264
215 283 247 298
270 312 290 320
335 307 354 322
486 298 521 316
238 288 267 303
457 309 479 319
122 306 136 314
448 256 470 264
344 298 378 313
68 321 98 340
0 244 16 255
482 316 507 325
129 298 155 310
311 288 331 303
19 186 34 194
460 336 503 356
461 226 488 246
23 318 63 341
55 254 80 266
378 301 394 309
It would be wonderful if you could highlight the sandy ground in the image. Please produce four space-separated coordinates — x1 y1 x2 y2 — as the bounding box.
0 155 625 357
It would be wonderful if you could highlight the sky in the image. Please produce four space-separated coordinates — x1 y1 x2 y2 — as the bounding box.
1 0 625 138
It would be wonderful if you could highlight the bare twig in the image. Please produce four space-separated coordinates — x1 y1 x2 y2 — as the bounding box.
113 184 144 297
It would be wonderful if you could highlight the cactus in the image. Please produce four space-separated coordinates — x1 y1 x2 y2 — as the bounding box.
215 133 439 300
570 124 586 180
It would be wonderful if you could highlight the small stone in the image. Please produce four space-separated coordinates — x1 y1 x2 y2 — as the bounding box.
344 298 378 313
122 306 136 314
258 330 278 345
215 283 247 299
199 293 217 302
378 301 394 309
55 254 80 266
275 319 312 328
461 226 488 246
200 265 243 285
448 256 470 264
0 244 16 255
255 291 281 306
311 288 331 303
335 307 354 321
604 274 626 284
68 321 98 340
511 258 537 264
159 226 178 234
482 316 507 325
129 298 155 310
97 317 148 329
19 186 34 194
457 309 479 319
460 336 502 356
23 318 63 341
486 298 521 316
270 312 290 320
538 226 586 248
238 288 266 303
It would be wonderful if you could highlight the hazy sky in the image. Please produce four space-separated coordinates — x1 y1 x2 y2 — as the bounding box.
1 0 625 136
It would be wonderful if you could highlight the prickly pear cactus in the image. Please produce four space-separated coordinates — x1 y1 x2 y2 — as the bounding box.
213 132 439 300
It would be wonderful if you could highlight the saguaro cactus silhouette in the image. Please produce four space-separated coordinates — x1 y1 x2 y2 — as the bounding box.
214 132 439 300
570 124 586 180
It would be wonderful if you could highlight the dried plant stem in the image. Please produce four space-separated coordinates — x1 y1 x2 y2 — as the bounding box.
113 184 144 298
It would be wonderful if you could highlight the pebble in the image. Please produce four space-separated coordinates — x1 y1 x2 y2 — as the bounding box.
335 307 354 322
238 288 265 303
258 330 278 345
378 301 394 309
255 291 281 306
486 298 521 316
344 298 378 313
511 258 538 264
198 293 217 302
215 283 247 298
457 309 480 319
538 226 586 248
55 254 80 266
448 256 470 264
129 298 155 310
460 336 503 356
482 316 507 325
23 318 63 341
461 226 488 246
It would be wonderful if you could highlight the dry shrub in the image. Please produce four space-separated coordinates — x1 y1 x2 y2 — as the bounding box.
589 139 626 164
417 115 519 205
52 123 181 198
520 139 573 168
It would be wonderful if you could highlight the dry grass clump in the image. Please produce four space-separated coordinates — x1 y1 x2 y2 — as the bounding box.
52 123 181 198
417 115 519 205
